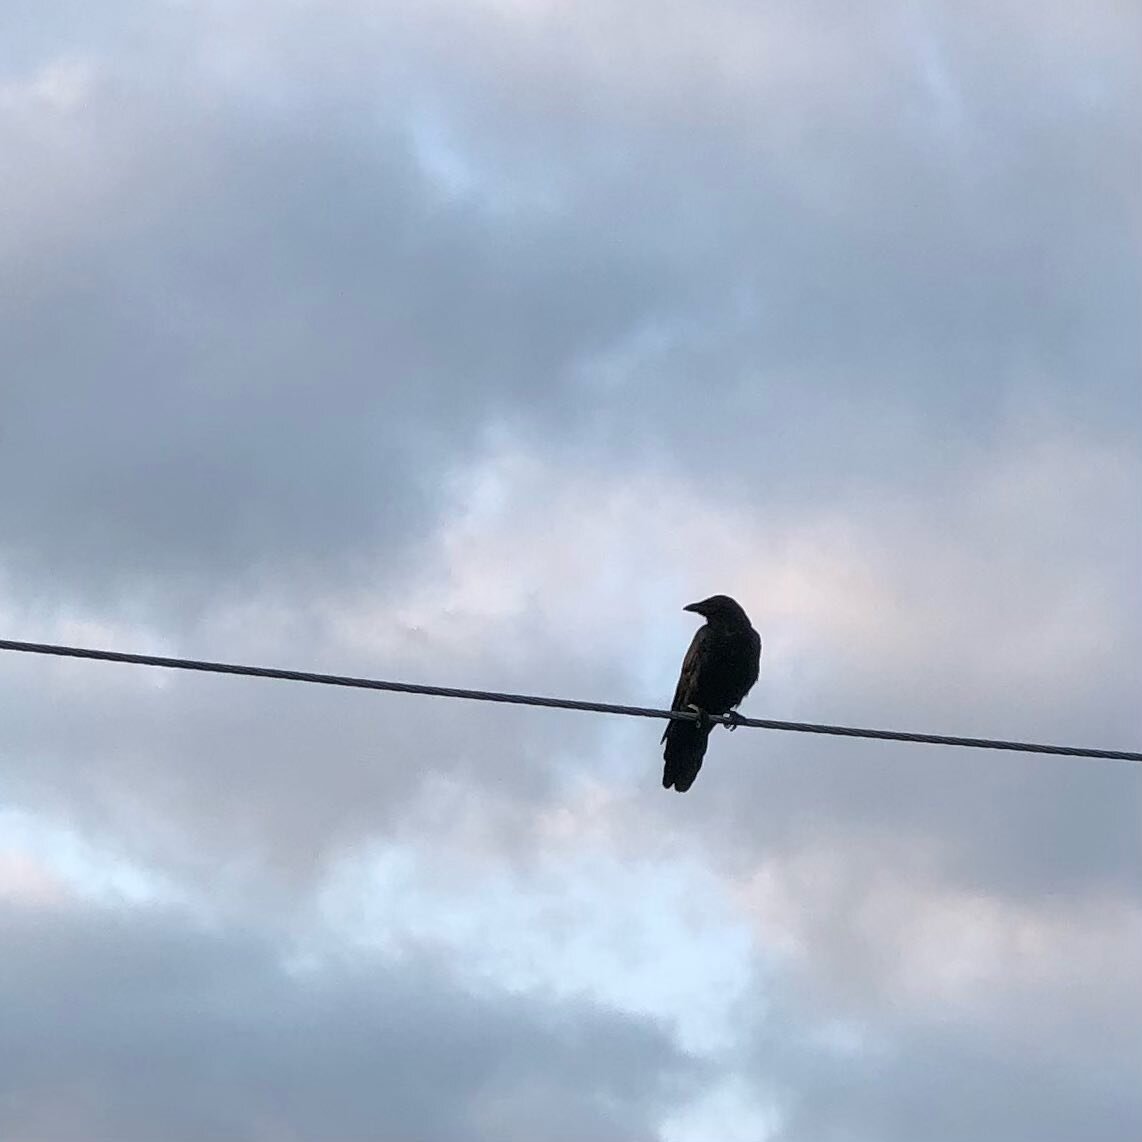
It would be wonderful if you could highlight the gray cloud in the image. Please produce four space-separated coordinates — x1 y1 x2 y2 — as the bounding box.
0 601 632 883
0 897 697 1142
738 885 1142 1142
755 1009 1142 1142
0 10 679 610
5 0 1137 612
2 1 1141 1139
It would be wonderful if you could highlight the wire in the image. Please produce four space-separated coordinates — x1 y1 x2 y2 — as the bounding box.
1 636 1140 765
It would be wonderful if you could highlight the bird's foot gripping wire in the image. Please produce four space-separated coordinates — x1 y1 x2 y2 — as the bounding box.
723 710 746 732
685 704 711 731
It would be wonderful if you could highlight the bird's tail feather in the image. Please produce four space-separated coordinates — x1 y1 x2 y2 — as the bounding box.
662 719 712 793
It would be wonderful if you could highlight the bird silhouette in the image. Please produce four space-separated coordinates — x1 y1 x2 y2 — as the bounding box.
662 595 761 792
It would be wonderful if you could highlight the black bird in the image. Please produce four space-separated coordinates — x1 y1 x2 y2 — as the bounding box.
662 595 761 792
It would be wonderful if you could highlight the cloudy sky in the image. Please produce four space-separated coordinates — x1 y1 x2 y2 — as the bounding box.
2 0 1141 1137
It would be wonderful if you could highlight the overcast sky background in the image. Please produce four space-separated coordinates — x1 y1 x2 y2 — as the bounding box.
2 1 1141 1138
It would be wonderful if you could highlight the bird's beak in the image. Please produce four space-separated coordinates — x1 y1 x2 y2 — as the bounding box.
683 601 705 615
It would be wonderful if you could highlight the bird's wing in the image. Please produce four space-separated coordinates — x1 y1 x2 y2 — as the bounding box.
732 627 762 706
663 626 707 742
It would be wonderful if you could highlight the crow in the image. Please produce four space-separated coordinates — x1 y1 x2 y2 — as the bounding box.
662 595 761 792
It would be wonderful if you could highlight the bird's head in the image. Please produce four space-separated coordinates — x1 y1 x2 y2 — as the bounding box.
683 594 751 628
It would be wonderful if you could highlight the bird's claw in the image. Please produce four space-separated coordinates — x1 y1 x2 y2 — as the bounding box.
685 703 710 731
723 710 745 732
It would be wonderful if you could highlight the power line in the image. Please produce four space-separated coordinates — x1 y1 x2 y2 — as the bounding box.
1 636 1140 765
